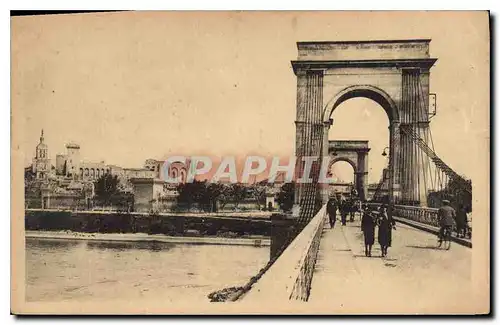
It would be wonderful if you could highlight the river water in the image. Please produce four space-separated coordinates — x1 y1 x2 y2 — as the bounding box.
26 237 269 303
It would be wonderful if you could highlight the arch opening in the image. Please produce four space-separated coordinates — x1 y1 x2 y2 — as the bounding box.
327 96 390 201
328 160 356 197
324 85 399 123
329 159 356 183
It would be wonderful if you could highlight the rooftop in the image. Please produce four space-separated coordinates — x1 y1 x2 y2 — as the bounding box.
124 168 152 172
66 142 80 149
294 39 433 65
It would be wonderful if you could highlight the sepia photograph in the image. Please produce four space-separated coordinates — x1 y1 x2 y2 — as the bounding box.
10 10 490 315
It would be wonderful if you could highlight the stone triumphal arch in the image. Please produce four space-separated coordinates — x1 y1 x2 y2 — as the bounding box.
328 140 370 201
292 39 437 206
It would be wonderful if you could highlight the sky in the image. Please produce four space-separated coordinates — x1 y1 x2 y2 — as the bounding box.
328 98 389 183
12 11 489 185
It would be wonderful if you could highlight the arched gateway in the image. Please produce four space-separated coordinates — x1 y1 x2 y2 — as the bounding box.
292 39 437 209
328 140 370 201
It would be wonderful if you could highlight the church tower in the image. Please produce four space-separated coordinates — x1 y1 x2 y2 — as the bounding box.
32 129 51 179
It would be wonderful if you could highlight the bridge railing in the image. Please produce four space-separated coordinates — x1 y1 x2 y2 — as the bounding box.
366 203 439 227
238 204 327 302
393 205 440 227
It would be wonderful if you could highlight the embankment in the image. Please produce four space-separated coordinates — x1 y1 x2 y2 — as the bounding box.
25 230 270 247
25 209 272 238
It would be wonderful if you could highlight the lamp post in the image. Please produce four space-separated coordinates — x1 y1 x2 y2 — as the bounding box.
381 146 394 218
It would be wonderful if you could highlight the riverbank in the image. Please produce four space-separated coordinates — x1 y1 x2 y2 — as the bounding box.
25 209 272 238
25 230 270 247
26 208 273 219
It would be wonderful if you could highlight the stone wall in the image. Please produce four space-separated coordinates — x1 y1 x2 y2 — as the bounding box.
24 209 272 237
25 194 88 210
289 207 326 300
171 200 265 213
238 205 327 302
26 194 265 213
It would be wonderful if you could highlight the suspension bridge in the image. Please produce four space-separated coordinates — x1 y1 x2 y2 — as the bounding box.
226 39 474 311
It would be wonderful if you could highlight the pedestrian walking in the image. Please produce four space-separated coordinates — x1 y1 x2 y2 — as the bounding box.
326 196 337 229
356 199 363 220
349 199 356 222
361 205 375 257
455 204 468 238
340 199 348 226
377 205 396 257
349 189 358 222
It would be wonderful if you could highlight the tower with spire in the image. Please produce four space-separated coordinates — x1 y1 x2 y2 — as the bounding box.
32 129 51 179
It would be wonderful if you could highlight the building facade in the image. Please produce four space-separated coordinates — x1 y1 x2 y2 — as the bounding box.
32 129 51 180
143 159 190 183
26 130 197 211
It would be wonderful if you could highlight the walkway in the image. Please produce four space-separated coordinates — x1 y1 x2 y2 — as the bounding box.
309 218 474 313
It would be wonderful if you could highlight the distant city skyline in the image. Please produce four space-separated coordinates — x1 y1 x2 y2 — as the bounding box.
25 131 364 184
13 12 489 185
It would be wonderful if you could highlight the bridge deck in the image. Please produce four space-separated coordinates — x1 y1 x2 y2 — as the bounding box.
309 218 473 313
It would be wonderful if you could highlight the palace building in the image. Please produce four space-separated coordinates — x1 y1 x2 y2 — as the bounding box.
27 129 193 211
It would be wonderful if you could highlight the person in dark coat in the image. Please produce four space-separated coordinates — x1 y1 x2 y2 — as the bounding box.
377 205 396 257
361 205 376 257
454 204 468 238
349 199 357 222
438 199 456 243
326 196 337 229
340 199 348 226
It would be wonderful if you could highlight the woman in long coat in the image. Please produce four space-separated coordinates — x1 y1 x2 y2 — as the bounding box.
455 204 468 238
326 197 338 229
377 205 396 257
361 205 375 257
339 199 348 226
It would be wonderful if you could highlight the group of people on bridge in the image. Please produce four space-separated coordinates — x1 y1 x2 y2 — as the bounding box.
326 195 395 257
359 204 396 257
436 199 471 241
325 192 361 228
326 194 468 258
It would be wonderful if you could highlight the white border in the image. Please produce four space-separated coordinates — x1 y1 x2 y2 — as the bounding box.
4 2 497 324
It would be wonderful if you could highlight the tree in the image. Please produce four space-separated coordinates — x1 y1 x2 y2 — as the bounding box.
228 183 249 209
177 180 206 210
276 182 295 212
176 180 228 212
94 173 120 207
207 182 231 211
427 177 472 212
24 168 42 208
24 167 38 195
247 185 267 210
176 181 253 212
